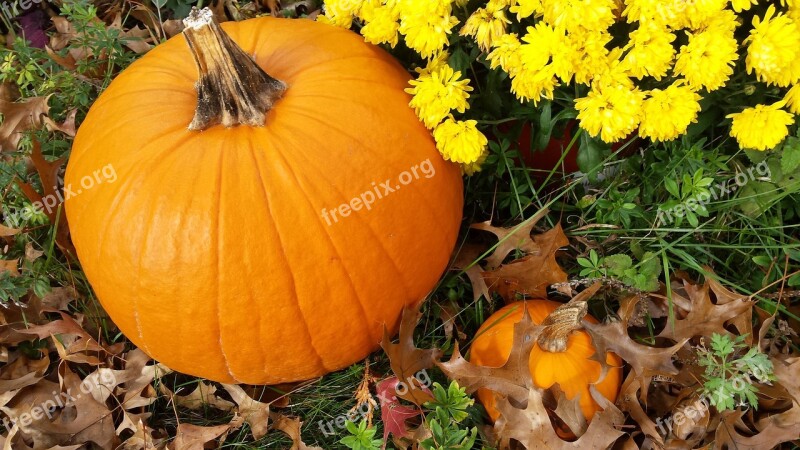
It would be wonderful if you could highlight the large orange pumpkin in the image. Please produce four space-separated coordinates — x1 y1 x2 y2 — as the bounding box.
64 9 463 384
469 300 622 422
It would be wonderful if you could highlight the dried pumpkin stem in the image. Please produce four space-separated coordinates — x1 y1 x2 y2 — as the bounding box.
182 7 286 131
537 300 588 353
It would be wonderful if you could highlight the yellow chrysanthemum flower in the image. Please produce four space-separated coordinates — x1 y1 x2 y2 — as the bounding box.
488 33 523 74
682 0 728 30
510 65 558 104
518 23 576 82
588 48 634 89
320 0 363 27
359 0 401 46
731 0 757 12
674 27 738 91
460 148 489 175
433 118 488 164
406 65 473 128
399 13 460 58
575 84 645 143
623 0 684 28
511 67 559 104
542 0 616 31
727 101 795 150
571 28 613 85
745 5 800 87
395 0 452 15
510 0 543 20
786 84 800 114
460 0 511 52
639 82 702 141
790 1 800 23
415 52 450 77
696 8 739 33
622 21 675 80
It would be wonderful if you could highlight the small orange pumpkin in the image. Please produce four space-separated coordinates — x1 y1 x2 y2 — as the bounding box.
64 10 463 384
469 300 622 422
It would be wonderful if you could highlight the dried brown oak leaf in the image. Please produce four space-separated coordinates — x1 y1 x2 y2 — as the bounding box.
118 418 166 450
659 275 754 343
470 208 548 270
10 367 117 449
269 413 324 450
162 381 235 412
481 224 569 303
170 423 231 450
0 96 49 151
551 384 588 437
222 384 271 439
16 140 74 255
43 109 77 137
583 295 685 379
493 387 624 450
453 243 491 306
714 405 800 450
436 306 542 407
381 303 441 405
119 349 173 410
618 373 665 448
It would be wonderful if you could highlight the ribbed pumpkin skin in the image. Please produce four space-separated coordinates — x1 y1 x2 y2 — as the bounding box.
470 300 622 422
64 18 463 384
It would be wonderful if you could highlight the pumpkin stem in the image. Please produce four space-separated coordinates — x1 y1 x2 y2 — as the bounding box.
182 7 286 131
537 300 587 352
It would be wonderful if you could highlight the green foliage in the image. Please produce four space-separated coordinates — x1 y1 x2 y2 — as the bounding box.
698 333 775 411
419 382 478 450
577 249 662 291
340 420 383 450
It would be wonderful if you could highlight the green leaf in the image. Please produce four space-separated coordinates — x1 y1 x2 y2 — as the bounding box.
603 254 632 274
577 133 610 182
535 101 553 151
664 177 680 198
781 136 800 174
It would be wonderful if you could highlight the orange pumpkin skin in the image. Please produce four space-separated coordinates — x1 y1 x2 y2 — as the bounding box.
469 300 622 422
64 18 463 384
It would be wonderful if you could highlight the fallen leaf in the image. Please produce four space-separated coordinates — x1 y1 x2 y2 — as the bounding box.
166 381 235 412
0 223 20 237
471 208 547 270
583 295 684 379
222 384 270 439
375 376 423 444
39 287 78 312
381 303 441 405
438 303 466 341
43 109 77 137
0 259 19 276
436 305 542 407
118 418 165 450
452 244 492 306
170 423 231 450
618 373 664 447
659 275 754 342
493 388 624 449
482 224 569 303
270 413 324 450
0 96 49 151
551 384 587 436
119 349 173 410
